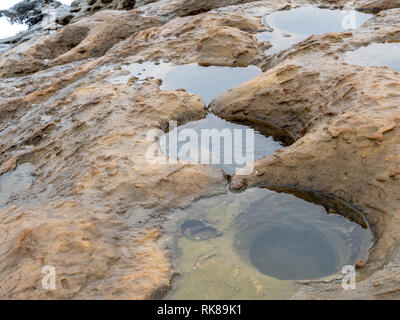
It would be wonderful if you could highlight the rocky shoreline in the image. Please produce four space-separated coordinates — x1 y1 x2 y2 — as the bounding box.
0 0 399 299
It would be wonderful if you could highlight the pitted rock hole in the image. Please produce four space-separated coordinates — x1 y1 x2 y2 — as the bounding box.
0 163 35 206
233 189 373 280
249 228 337 280
257 6 372 54
166 188 373 299
344 43 400 72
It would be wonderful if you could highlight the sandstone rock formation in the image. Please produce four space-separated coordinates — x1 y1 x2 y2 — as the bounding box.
210 8 400 299
0 68 227 299
0 10 162 77
107 11 269 67
1 0 400 300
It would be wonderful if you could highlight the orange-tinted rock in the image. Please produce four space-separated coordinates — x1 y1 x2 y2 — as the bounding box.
0 10 162 77
209 8 400 300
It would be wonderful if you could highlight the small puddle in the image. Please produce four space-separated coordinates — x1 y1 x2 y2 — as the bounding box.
257 6 372 54
160 63 262 105
112 62 284 174
106 61 262 105
0 163 35 206
165 188 373 299
159 114 284 175
106 61 282 174
344 42 400 72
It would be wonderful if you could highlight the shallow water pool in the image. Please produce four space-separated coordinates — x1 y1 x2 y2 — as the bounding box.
159 114 284 175
0 163 35 206
107 61 284 174
121 62 285 175
106 61 262 105
257 6 372 54
165 188 373 299
344 42 400 72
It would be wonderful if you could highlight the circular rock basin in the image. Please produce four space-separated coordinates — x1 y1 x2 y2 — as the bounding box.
233 188 372 280
166 188 373 299
248 227 337 280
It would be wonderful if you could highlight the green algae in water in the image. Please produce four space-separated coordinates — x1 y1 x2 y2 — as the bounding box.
166 188 373 299
0 163 35 206
344 43 400 72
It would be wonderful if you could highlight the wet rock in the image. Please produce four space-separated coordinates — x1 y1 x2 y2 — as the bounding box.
0 163 35 206
0 205 172 299
0 0 63 27
139 0 269 20
107 12 268 67
1 0 400 300
135 0 159 7
0 70 227 299
0 1 73 51
230 178 248 192
0 2 270 77
0 10 162 77
70 0 136 17
209 7 400 300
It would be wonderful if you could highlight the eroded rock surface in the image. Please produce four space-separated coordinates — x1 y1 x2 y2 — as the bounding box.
70 0 136 15
0 0 65 26
107 11 269 67
1 0 400 300
0 69 227 299
210 8 400 299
